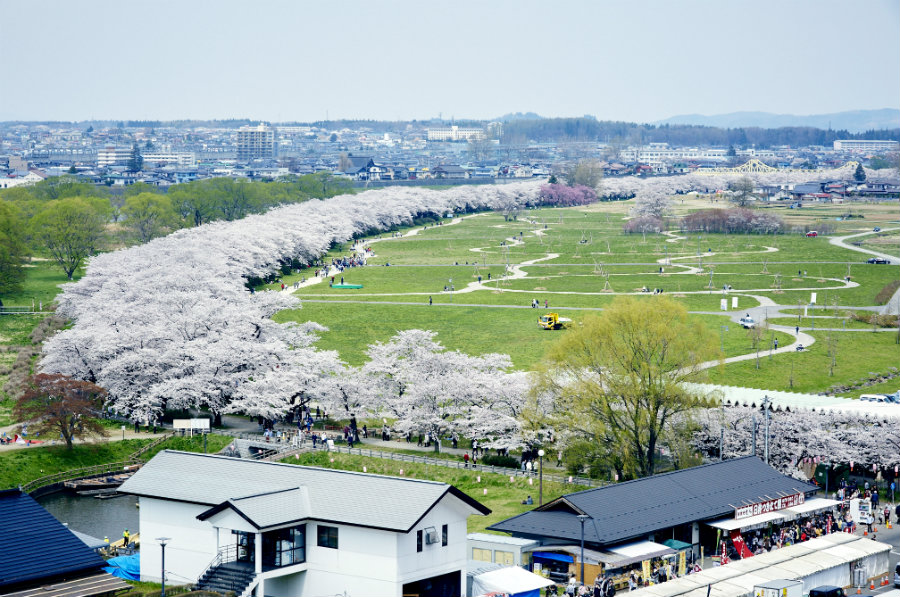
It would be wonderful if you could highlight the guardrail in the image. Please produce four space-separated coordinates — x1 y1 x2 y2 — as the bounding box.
129 432 175 460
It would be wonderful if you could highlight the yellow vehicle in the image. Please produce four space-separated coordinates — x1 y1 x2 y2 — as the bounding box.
538 312 572 330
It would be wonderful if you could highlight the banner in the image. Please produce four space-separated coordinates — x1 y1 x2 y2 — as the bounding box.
678 550 686 576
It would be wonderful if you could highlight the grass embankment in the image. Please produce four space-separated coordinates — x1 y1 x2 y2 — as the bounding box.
285 451 586 534
0 434 233 490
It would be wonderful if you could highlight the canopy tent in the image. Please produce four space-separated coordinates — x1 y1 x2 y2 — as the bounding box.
706 510 785 532
661 539 693 551
472 565 554 597
608 540 676 561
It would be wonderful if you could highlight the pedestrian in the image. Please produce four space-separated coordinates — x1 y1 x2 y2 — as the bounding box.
795 326 799 335
122 528 130 546
545 299 548 308
774 338 778 349
362 424 368 439
464 452 470 467
429 296 432 305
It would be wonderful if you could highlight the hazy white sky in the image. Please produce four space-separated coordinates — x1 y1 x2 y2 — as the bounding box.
1 0 898 123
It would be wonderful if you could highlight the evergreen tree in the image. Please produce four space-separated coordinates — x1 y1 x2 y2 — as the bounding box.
127 142 144 172
853 162 866 182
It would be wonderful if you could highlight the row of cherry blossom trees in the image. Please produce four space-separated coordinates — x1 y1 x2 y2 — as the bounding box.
691 406 900 472
40 183 541 428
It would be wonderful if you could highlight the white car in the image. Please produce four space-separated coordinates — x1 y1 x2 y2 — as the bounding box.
739 316 756 329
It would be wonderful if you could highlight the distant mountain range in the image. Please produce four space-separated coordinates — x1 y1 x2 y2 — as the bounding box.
495 112 545 122
655 109 899 133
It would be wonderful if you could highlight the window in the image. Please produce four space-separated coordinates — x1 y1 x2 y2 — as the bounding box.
495 550 514 565
263 525 306 567
441 524 448 547
417 530 423 552
317 525 338 549
472 548 492 562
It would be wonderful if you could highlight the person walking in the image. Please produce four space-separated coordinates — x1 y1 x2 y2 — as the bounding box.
122 529 130 547
429 296 432 305
463 452 470 467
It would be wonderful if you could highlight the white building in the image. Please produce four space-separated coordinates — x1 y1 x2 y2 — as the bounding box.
118 450 489 597
237 124 277 161
97 146 132 167
142 152 197 168
427 126 486 142
833 139 899 152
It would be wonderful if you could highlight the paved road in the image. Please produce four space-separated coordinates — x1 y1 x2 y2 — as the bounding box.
829 227 900 263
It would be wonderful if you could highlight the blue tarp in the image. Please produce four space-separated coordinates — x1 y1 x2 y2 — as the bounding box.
103 553 140 581
532 551 574 563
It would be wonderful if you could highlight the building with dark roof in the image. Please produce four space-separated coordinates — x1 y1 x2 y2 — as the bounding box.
488 457 829 583
0 489 129 597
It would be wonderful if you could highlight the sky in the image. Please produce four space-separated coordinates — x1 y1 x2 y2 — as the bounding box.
1 0 898 124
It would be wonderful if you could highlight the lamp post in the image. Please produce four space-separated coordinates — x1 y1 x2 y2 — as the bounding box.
156 537 170 597
576 514 589 585
538 449 545 506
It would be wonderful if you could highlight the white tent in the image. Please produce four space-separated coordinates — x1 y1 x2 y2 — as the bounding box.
472 566 555 597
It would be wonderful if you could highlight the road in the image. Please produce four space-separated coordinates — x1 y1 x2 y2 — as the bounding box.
829 227 900 263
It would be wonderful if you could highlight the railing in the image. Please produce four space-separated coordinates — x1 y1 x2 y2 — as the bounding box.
19 461 140 494
195 544 240 590
129 432 175 460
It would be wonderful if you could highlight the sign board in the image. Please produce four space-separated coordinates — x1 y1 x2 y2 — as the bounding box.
173 418 210 436
810 292 817 304
720 299 727 311
734 493 805 519
173 419 210 430
732 297 738 309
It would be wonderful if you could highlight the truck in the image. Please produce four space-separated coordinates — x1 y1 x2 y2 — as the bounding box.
538 313 572 330
754 579 803 597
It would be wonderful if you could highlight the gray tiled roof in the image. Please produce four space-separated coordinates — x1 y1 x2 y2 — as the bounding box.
199 487 311 529
119 451 488 532
488 456 817 546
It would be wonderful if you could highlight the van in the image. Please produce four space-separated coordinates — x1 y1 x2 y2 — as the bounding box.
859 394 886 402
895 562 900 588
809 587 845 597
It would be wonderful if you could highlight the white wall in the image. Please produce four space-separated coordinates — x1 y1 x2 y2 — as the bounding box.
139 497 219 585
397 494 470 586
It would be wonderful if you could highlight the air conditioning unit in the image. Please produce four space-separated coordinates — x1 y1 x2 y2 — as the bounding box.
424 527 439 545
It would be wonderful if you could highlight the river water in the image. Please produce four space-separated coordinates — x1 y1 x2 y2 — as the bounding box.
38 491 140 543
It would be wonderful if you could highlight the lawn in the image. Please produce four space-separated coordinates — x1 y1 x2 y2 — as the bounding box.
285 451 588 534
707 330 900 395
0 433 234 489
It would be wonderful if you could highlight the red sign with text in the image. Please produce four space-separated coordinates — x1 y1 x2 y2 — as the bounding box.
734 493 805 520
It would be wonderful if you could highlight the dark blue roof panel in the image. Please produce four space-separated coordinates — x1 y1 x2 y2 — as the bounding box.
0 489 105 589
488 456 817 545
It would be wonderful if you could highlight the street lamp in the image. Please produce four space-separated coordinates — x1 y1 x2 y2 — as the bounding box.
538 449 545 506
576 514 589 585
156 537 170 597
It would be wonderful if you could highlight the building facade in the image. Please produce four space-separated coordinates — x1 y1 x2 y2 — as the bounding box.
427 126 486 142
119 450 489 597
237 124 277 161
833 139 900 152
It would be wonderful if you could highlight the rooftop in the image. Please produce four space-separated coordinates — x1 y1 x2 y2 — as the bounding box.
488 456 817 546
119 450 489 532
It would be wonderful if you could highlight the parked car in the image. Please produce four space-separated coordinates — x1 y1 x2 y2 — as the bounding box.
860 394 887 402
806 231 818 237
739 316 756 329
866 257 891 264
809 586 846 597
873 226 881 232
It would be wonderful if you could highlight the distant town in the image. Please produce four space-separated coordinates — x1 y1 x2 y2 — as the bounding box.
1 118 898 192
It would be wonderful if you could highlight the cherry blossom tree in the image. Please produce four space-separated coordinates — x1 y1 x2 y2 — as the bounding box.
360 330 527 451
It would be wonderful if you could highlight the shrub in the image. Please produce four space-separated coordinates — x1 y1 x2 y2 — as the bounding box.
681 208 783 234
623 216 663 234
479 454 520 469
537 183 597 207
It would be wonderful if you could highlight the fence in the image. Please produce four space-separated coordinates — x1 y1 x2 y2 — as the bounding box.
18 432 173 495
273 440 607 488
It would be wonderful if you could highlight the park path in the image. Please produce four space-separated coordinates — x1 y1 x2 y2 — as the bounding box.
829 227 899 263
0 422 158 452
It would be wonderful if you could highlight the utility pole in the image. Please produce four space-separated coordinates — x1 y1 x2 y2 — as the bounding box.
762 395 772 464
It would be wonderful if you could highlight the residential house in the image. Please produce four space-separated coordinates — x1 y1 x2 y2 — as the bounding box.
432 164 468 179
118 450 490 597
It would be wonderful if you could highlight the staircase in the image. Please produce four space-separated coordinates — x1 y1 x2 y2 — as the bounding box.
196 561 256 596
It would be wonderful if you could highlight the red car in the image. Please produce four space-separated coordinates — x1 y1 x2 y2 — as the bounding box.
806 231 818 237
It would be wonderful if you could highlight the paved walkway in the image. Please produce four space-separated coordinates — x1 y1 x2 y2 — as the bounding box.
829 227 899 263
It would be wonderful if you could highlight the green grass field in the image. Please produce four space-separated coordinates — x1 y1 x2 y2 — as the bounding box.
286 450 587 534
0 434 233 490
